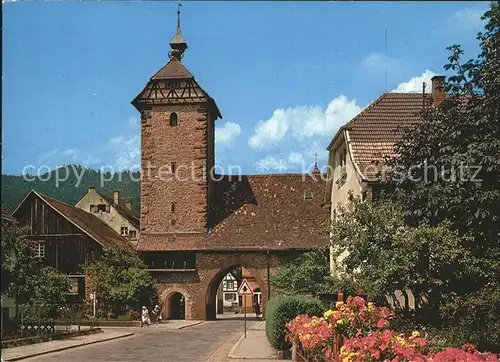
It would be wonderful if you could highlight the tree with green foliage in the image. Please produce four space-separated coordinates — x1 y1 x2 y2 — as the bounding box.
1 225 40 310
27 267 71 320
85 245 158 315
330 199 471 316
271 247 333 297
379 2 500 350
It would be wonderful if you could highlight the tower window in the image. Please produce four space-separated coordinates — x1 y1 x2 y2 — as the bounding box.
170 112 178 127
171 219 176 226
171 162 177 174
171 202 176 213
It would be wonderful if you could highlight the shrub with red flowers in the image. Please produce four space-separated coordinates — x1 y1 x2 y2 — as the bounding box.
286 297 498 362
337 330 429 362
323 296 395 338
429 344 498 362
286 314 334 355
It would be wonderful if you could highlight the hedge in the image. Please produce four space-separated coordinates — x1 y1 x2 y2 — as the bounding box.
265 295 323 351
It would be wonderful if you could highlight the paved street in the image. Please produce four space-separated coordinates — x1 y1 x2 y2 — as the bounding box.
22 318 260 362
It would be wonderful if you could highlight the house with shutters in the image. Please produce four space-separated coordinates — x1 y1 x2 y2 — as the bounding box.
75 187 140 245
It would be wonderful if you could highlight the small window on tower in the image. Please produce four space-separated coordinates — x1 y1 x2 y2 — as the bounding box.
170 112 178 127
171 162 177 174
171 203 176 213
171 219 176 226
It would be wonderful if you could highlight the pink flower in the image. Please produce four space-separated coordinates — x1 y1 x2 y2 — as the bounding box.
376 318 387 329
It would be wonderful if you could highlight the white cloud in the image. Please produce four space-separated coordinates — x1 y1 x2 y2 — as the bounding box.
248 95 361 149
109 134 140 171
361 52 400 72
451 8 485 31
215 121 241 145
392 70 436 93
36 118 140 172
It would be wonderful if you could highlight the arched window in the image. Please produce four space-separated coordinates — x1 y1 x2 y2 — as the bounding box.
170 112 178 127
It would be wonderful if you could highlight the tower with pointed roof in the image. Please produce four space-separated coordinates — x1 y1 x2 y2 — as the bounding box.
130 6 328 321
132 8 221 238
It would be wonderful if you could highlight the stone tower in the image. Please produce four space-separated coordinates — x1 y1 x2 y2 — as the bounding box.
132 9 221 241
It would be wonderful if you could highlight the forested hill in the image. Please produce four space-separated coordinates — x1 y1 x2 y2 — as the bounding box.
1 165 140 213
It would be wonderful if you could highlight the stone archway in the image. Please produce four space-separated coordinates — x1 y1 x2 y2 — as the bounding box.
161 288 190 320
203 261 268 321
168 292 185 319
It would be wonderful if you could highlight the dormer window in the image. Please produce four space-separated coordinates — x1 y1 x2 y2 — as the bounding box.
170 112 178 127
121 227 129 236
303 190 313 200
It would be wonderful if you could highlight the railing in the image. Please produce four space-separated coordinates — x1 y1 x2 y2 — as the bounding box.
292 334 344 362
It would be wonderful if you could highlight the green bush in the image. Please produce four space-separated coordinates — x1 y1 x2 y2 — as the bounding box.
116 314 133 321
265 295 323 351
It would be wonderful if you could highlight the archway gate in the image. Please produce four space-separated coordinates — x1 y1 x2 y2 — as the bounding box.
155 252 280 320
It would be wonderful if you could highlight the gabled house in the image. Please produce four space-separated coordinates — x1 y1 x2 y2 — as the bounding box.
12 190 131 303
325 76 446 274
75 187 140 245
222 272 238 308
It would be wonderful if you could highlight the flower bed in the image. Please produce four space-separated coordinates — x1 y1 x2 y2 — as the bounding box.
286 297 498 362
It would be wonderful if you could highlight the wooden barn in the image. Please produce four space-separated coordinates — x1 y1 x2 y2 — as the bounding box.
12 190 131 303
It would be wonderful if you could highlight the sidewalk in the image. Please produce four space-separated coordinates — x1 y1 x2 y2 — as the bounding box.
207 321 291 362
1 330 134 362
100 319 204 330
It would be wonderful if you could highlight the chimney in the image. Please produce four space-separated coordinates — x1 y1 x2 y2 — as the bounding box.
431 75 446 106
113 190 119 205
125 199 132 211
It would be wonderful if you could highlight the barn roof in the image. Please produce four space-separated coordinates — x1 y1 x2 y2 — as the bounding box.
1 209 18 224
136 174 329 251
14 190 131 250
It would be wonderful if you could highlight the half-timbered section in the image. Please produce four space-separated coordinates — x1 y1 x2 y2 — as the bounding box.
13 190 130 303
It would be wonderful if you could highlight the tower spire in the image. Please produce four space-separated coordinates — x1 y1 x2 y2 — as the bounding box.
312 152 320 174
169 1 188 61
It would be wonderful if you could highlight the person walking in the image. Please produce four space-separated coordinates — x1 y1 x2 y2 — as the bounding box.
152 304 161 327
253 301 261 319
141 306 151 328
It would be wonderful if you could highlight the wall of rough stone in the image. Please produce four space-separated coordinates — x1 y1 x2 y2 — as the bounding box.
155 252 281 320
141 104 210 234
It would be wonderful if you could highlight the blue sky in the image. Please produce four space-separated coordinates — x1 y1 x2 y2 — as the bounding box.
2 1 489 176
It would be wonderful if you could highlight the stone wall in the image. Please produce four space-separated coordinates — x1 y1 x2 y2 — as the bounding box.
141 104 211 234
155 251 281 320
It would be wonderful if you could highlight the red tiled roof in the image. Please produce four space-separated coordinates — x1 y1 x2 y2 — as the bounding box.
151 58 193 80
329 93 431 180
34 191 132 250
137 174 329 251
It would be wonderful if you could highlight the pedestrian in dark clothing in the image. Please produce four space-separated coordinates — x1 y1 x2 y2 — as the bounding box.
253 301 261 318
